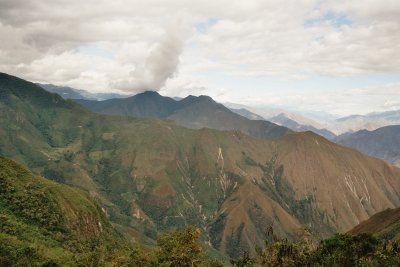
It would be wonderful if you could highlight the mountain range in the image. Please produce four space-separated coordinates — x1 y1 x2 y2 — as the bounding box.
336 125 400 167
72 86 397 165
268 113 337 140
330 110 400 135
38 83 131 101
2 72 400 259
74 91 291 140
38 83 400 142
36 83 340 140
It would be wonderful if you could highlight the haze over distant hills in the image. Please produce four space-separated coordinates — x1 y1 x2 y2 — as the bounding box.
38 83 131 101
337 125 400 167
2 73 400 258
229 108 265 121
268 113 337 140
225 104 336 140
330 110 400 135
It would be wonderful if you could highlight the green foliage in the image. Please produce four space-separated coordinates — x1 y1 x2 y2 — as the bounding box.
0 160 63 230
309 233 400 267
4 183 63 230
230 252 256 267
206 258 226 267
157 226 205 267
229 227 400 267
135 228 400 267
119 226 227 267
0 157 133 266
252 226 310 267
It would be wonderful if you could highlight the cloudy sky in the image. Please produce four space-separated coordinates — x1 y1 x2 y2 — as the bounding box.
1 0 399 116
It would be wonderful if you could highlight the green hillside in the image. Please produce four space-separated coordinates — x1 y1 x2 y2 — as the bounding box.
2 152 400 267
1 72 400 259
0 156 132 266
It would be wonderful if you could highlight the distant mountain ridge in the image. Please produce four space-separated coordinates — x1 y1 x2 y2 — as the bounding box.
226 103 336 139
330 110 400 134
336 125 400 167
269 113 336 140
38 83 131 100
75 91 292 140
229 108 265 120
38 82 400 136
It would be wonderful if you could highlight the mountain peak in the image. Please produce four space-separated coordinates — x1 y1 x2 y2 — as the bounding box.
180 94 216 105
136 90 162 97
198 95 213 101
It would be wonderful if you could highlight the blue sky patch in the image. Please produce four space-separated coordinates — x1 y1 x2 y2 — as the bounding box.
195 18 219 33
305 12 352 28
78 44 115 60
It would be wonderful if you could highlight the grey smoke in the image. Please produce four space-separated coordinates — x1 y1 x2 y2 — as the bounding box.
111 27 185 92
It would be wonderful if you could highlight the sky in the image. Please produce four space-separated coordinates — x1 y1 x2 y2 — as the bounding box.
0 0 399 116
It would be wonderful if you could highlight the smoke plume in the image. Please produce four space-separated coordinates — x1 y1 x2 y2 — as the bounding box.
112 26 185 92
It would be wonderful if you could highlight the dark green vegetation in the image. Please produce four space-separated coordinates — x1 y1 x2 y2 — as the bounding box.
231 232 400 267
0 156 132 266
1 72 400 260
0 157 224 266
74 91 291 140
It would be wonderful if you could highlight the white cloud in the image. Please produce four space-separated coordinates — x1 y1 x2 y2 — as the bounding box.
0 0 399 115
228 82 400 117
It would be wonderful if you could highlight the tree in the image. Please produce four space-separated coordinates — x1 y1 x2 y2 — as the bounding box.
230 251 256 267
253 225 310 267
157 226 205 267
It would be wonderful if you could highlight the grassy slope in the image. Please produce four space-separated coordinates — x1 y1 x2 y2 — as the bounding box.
275 132 400 233
0 157 132 266
1 73 400 258
349 207 400 241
